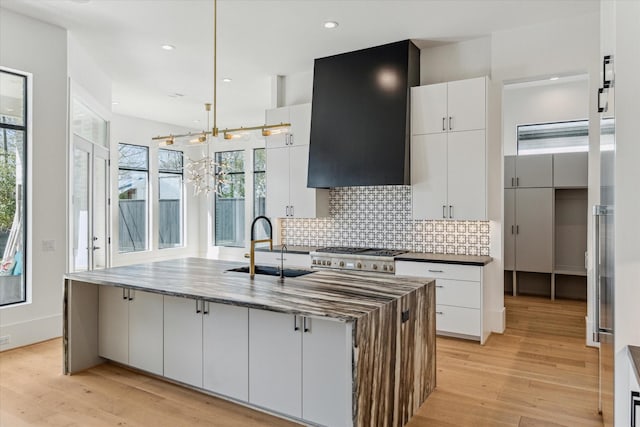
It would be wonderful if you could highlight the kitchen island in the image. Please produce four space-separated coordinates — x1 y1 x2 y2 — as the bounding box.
63 258 435 427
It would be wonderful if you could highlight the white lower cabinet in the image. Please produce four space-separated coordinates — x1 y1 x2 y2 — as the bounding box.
203 303 249 401
249 309 302 417
396 261 486 343
249 309 352 426
98 286 163 375
163 295 203 387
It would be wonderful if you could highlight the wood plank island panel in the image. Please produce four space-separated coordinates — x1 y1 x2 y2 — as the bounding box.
355 283 436 427
64 258 436 427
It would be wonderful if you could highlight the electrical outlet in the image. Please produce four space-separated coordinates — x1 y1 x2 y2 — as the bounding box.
0 335 10 346
42 240 56 252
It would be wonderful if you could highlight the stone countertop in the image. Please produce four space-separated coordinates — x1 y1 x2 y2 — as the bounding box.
65 257 433 322
255 245 317 255
630 346 640 385
394 252 493 266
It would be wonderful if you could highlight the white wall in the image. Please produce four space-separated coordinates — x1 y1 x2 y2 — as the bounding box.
420 37 492 85
110 114 202 266
68 33 111 113
503 78 590 155
0 9 68 350
613 1 640 424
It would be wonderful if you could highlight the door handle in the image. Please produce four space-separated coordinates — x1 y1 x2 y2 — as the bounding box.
435 285 444 288
597 87 606 113
592 204 604 342
92 246 101 251
436 311 444 315
602 55 612 88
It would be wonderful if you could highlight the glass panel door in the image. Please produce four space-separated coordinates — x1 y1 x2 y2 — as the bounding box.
93 146 109 269
72 140 91 271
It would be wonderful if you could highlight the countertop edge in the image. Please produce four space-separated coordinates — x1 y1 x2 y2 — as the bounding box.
394 255 493 266
630 345 640 385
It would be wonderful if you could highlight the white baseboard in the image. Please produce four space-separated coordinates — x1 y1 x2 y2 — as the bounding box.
0 314 62 351
585 315 600 348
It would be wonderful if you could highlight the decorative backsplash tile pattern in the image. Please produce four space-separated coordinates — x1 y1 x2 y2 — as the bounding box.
280 186 491 256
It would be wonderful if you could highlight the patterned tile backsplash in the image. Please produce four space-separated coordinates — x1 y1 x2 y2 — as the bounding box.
280 186 491 256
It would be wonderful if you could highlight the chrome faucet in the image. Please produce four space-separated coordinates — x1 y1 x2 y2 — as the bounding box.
278 244 288 281
249 215 273 279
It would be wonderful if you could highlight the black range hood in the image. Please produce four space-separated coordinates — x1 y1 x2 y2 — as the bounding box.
307 40 419 188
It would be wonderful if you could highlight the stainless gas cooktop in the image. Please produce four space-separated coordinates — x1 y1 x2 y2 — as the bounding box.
310 247 407 274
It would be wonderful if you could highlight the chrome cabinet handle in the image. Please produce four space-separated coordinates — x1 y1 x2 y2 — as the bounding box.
442 205 446 218
449 205 453 219
196 299 201 314
285 206 290 217
602 55 612 88
449 116 452 130
293 315 299 331
303 317 310 333
289 134 294 145
511 177 515 187
511 225 514 234
516 177 520 187
516 225 519 234
442 117 445 131
435 285 444 288
291 206 294 217
436 311 444 315
128 289 133 301
428 269 444 273
597 87 606 113
203 301 209 315
122 288 127 300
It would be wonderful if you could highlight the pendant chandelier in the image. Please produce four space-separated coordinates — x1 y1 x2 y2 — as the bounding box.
152 0 290 195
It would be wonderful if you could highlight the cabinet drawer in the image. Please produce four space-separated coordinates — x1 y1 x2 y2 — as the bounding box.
436 279 480 309
396 261 481 281
435 305 480 337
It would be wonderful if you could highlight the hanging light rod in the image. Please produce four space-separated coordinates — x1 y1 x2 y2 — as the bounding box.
154 0 290 145
152 122 291 143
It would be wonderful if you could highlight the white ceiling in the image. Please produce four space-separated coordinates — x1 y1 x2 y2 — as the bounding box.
1 0 599 130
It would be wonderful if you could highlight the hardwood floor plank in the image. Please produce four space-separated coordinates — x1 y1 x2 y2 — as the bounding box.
0 295 602 427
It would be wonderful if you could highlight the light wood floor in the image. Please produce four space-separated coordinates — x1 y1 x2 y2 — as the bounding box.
0 295 602 427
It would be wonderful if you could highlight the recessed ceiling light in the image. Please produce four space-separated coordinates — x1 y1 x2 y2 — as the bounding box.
323 21 339 29
550 76 559 81
161 44 176 51
112 101 119 105
223 78 232 83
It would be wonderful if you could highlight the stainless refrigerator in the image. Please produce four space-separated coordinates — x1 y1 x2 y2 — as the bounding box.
594 53 615 427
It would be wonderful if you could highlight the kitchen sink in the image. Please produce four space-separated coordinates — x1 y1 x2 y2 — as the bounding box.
226 265 316 278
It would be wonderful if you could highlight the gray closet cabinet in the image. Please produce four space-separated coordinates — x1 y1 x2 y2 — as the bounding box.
504 154 553 188
504 188 554 274
553 152 588 188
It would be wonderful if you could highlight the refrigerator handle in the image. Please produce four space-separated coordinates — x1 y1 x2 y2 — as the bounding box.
592 205 604 343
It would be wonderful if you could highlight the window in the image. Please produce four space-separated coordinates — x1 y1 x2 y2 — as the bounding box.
158 149 183 249
118 143 148 252
517 120 590 155
214 150 245 247
254 148 266 218
0 70 27 306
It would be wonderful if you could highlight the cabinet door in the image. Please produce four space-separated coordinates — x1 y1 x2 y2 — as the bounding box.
265 146 290 219
289 144 314 218
203 303 249 401
447 130 486 220
515 188 553 273
265 107 289 148
411 84 447 135
504 156 516 188
447 77 486 132
411 133 448 220
164 296 203 387
515 154 553 188
249 309 302 418
553 152 588 188
98 286 129 364
128 289 164 376
289 103 311 147
302 318 352 427
504 189 516 271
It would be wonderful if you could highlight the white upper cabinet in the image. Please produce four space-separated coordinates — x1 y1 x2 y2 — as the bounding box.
411 83 447 135
411 77 486 135
446 77 487 132
265 103 328 219
411 77 488 220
